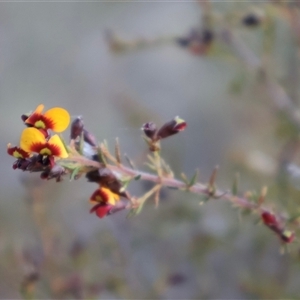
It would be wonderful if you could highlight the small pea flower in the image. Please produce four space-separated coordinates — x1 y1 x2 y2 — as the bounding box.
90 187 120 218
86 168 129 198
90 187 120 206
20 127 68 160
23 104 70 135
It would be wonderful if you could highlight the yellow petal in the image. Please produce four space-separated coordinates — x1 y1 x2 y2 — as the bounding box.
101 187 120 205
20 128 46 152
44 107 70 132
48 134 69 158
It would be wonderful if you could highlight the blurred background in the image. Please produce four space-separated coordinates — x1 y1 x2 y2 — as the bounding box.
1 1 300 298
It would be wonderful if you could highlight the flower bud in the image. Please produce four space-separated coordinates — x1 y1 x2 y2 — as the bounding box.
141 122 157 139
21 114 29 123
176 28 214 55
261 211 278 228
242 14 261 26
83 129 97 147
156 116 187 140
14 159 31 171
242 9 265 27
280 230 295 243
70 117 84 140
48 164 66 181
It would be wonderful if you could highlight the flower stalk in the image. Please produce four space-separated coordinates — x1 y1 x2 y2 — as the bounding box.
7 105 297 245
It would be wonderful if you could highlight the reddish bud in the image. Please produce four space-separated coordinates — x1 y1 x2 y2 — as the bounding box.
156 116 187 140
261 211 278 227
70 117 84 140
280 230 295 243
12 161 18 169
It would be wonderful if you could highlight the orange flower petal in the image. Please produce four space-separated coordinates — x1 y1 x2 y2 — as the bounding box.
48 134 68 158
44 107 70 132
20 128 46 153
34 104 45 114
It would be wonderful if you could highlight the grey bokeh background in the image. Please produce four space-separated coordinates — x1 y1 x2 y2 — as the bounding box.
0 2 299 299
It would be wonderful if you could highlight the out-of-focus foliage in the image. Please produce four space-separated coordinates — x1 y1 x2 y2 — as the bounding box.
1 1 300 299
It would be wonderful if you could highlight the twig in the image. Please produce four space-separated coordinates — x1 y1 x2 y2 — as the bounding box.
219 27 300 130
68 155 279 218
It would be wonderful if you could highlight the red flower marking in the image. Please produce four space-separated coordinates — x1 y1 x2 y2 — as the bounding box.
174 121 187 132
90 203 113 218
7 145 30 159
30 142 63 157
23 104 70 133
26 114 55 130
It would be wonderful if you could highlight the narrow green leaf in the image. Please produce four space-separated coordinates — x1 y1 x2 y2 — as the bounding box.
70 167 81 181
136 201 145 215
79 132 84 155
58 134 70 154
120 179 131 192
147 154 156 165
144 162 156 171
97 144 107 166
180 173 189 185
124 154 136 170
188 169 199 187
115 137 121 164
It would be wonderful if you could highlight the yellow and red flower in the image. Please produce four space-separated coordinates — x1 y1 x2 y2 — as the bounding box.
89 187 120 218
24 104 70 133
90 187 120 205
7 143 30 159
20 127 68 158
